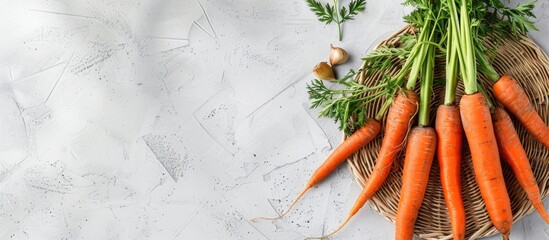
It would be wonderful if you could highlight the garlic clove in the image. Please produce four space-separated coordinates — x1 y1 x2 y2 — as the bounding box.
313 62 336 81
329 44 349 66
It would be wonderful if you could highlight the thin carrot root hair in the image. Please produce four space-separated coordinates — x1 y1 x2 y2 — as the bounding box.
250 187 309 222
305 215 354 240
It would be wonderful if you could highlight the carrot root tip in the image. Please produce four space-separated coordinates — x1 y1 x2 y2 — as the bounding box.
502 233 510 240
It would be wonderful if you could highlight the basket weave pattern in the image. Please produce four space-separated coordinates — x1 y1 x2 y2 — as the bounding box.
347 25 549 240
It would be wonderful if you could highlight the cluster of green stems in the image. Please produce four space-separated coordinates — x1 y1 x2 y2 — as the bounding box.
309 0 537 133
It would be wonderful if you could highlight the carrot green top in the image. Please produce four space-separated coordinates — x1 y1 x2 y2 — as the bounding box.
418 44 435 127
444 17 458 106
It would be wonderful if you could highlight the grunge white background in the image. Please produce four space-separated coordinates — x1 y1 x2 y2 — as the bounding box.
1 0 549 239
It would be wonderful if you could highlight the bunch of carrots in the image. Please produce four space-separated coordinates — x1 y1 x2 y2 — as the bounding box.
253 0 547 239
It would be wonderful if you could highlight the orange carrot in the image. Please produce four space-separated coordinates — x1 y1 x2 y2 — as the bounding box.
395 41 436 240
251 118 381 221
493 75 549 149
436 7 465 238
451 0 512 237
395 126 437 240
349 90 418 215
460 93 512 239
306 118 381 190
435 105 465 240
492 107 549 224
306 90 419 238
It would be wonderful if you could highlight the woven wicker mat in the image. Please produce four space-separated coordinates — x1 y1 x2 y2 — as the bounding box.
346 25 549 239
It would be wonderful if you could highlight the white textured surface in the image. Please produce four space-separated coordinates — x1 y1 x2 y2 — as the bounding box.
1 0 549 239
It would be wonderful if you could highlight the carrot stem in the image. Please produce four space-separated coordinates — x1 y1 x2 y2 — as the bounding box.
375 99 393 121
396 22 430 90
459 0 477 94
404 6 441 91
406 38 428 90
419 44 435 126
444 21 458 105
477 49 501 82
477 82 494 111
446 0 468 86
